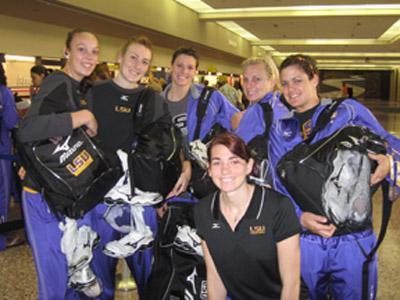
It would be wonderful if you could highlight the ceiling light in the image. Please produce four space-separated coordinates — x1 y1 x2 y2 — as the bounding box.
5 55 35 62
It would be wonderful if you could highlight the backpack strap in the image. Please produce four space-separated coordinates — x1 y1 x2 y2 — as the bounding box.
193 86 214 141
361 180 392 300
258 102 273 139
304 98 345 144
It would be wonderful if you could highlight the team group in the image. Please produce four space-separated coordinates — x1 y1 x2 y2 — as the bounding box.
3 27 400 300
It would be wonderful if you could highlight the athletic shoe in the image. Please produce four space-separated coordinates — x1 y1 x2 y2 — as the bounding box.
61 222 99 271
103 228 153 258
189 140 208 170
174 225 203 257
69 265 102 298
105 177 163 206
128 188 163 206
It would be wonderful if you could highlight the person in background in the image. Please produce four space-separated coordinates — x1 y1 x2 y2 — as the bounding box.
89 62 111 83
194 132 301 299
270 54 400 299
18 28 102 299
30 65 50 96
218 75 241 109
0 63 19 251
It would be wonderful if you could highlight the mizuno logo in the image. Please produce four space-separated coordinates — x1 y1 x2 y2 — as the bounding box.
58 139 84 164
348 135 361 146
52 136 71 155
212 223 220 229
120 95 129 101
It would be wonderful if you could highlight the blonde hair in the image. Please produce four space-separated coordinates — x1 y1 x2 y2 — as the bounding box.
242 56 281 92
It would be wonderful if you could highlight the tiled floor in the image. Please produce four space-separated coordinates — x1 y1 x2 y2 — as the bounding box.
1 99 399 299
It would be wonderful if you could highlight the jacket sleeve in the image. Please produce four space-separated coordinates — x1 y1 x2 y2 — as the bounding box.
208 90 239 131
344 100 400 187
18 79 73 143
1 87 19 130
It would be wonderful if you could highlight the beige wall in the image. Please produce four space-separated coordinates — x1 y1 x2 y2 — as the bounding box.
0 15 242 74
61 0 252 59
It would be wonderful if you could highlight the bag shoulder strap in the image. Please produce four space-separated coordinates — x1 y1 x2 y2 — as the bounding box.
305 98 345 144
361 180 392 300
258 102 273 139
132 87 153 135
194 86 214 140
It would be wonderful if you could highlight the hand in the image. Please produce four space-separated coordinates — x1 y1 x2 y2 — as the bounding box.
156 202 168 219
18 167 26 181
49 136 63 144
167 172 190 198
300 212 336 238
231 111 245 130
369 153 390 185
71 109 98 137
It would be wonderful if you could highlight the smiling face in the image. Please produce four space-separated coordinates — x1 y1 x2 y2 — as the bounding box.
170 54 197 88
242 63 276 103
208 144 254 194
280 65 320 113
115 43 152 89
64 32 99 81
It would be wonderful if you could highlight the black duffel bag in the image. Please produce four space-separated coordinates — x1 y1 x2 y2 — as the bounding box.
277 125 386 232
17 128 123 219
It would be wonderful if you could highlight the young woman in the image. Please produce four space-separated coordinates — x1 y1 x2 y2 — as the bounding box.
90 36 171 299
271 54 400 299
0 63 19 251
194 132 301 299
30 65 50 96
18 29 102 299
162 47 238 198
232 56 289 186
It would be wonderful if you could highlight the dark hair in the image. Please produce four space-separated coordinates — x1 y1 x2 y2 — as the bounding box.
171 47 199 69
208 132 252 163
279 54 318 80
31 65 49 77
120 36 153 60
90 62 111 81
65 28 98 50
0 63 6 86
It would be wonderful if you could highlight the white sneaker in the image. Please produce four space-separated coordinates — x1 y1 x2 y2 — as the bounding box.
174 225 203 257
128 188 163 206
69 265 102 298
189 140 208 170
103 228 153 258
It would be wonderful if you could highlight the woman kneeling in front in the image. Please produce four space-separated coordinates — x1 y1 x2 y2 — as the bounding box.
194 132 301 300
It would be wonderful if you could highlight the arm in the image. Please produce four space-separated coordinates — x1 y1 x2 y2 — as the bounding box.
300 212 336 238
277 234 300 300
71 109 97 137
202 241 227 300
167 151 191 198
1 87 19 129
210 90 239 132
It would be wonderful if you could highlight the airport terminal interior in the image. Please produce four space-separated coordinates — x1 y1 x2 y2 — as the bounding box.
2 0 400 299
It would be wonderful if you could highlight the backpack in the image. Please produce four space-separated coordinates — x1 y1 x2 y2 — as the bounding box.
246 101 273 187
188 86 222 199
276 99 394 300
128 87 182 198
145 194 207 300
17 80 123 219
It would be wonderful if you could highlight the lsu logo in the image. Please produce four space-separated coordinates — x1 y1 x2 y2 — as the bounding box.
249 225 266 235
115 105 131 113
66 150 93 176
